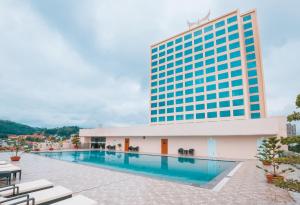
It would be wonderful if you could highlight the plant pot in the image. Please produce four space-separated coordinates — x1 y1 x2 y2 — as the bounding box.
10 156 21 161
266 174 284 183
49 148 54 151
74 145 78 149
262 160 271 166
34 149 40 152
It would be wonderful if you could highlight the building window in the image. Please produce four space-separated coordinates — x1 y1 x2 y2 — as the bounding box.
230 51 241 59
152 47 158 53
204 33 214 41
176 107 183 112
206 84 216 91
219 82 229 89
250 104 260 111
176 115 184 120
219 91 229 98
231 69 242 77
227 16 237 24
167 116 174 121
196 113 205 119
232 89 243 96
228 24 238 32
215 20 225 28
175 37 182 44
250 95 259 102
229 42 240 50
175 67 183 74
207 102 217 109
217 45 226 53
244 30 253 38
217 63 228 71
231 79 243 87
249 86 259 94
159 116 165 122
230 60 241 68
167 41 173 47
167 48 174 54
216 37 226 45
204 25 213 33
218 72 229 80
220 110 231 117
248 69 257 77
243 15 251 22
245 37 254 45
186 105 194 111
151 117 157 122
207 111 217 118
228 33 239 41
251 112 261 119
184 33 192 40
233 109 245 116
233 99 244 106
219 100 230 108
247 61 256 69
194 29 202 37
207 93 216 100
196 104 205 110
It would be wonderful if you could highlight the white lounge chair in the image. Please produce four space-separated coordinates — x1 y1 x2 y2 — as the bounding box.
0 179 54 197
0 186 72 205
0 165 21 180
52 195 97 205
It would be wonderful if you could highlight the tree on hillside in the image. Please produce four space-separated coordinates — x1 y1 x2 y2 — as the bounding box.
287 94 300 122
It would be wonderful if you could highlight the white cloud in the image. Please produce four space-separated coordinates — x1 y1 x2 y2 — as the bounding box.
264 40 300 116
0 1 148 127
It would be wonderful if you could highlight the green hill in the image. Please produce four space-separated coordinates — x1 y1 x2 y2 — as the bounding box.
0 120 79 139
0 120 38 137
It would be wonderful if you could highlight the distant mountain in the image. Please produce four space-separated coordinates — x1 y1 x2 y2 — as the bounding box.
0 120 79 138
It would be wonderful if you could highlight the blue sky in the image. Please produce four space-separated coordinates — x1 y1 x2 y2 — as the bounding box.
0 0 299 131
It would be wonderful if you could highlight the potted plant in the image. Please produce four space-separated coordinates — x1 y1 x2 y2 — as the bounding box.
71 135 80 149
256 139 272 165
8 137 26 161
33 143 40 151
256 137 294 183
47 136 55 151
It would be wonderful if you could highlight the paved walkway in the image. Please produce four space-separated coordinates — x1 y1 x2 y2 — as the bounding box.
0 153 296 205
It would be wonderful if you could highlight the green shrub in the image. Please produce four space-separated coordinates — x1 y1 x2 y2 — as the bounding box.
274 179 300 193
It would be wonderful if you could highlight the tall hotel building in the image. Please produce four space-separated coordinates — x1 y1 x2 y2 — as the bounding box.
80 9 286 159
150 9 266 124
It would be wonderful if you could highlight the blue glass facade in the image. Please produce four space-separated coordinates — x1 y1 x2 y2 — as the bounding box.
150 10 265 123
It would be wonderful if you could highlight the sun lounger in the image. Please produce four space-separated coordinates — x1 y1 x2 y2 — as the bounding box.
0 165 21 180
0 171 11 185
0 185 72 205
0 179 54 197
52 195 97 205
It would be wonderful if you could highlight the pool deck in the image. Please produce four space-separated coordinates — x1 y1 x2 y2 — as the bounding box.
0 152 296 205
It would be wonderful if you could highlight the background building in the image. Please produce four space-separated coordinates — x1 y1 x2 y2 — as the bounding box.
150 9 266 124
287 123 297 136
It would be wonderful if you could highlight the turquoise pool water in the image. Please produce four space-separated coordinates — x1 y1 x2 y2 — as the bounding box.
34 151 236 186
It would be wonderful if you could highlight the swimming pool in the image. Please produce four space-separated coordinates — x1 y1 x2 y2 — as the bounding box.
34 151 236 186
